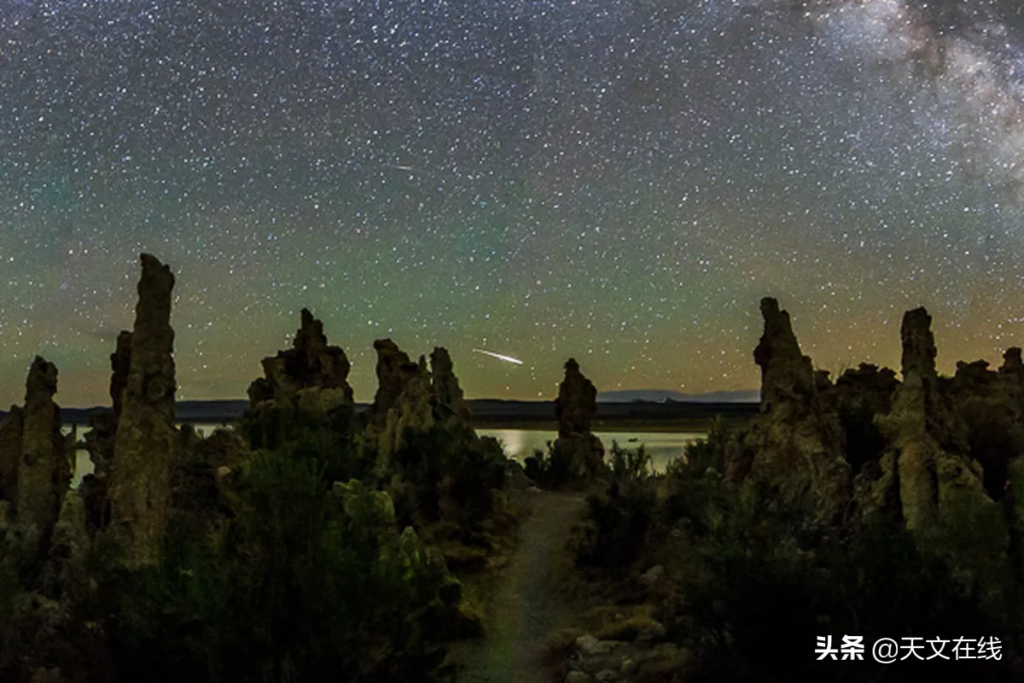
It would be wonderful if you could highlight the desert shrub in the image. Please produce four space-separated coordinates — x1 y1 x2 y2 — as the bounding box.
573 443 657 570
242 402 364 484
109 522 228 682
574 481 656 570
106 446 469 683
662 420 734 532
666 416 731 480
609 440 651 482
389 427 507 539
661 482 1016 683
0 554 21 672
523 441 574 488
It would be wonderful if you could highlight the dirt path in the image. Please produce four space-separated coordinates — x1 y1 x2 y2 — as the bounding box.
456 489 589 683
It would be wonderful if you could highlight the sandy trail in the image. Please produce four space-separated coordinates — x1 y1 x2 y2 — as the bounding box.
456 490 589 683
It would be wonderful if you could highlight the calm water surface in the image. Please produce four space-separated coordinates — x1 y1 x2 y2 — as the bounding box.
63 422 233 489
63 424 707 487
477 429 706 474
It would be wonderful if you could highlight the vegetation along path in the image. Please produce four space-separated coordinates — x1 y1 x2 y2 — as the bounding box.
456 489 590 683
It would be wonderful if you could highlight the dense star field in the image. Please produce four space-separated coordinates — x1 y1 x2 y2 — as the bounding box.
2 0 1023 407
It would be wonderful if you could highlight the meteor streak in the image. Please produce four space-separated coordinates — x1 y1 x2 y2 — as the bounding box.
472 348 523 365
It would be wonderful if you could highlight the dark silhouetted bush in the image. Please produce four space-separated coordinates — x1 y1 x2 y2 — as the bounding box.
573 442 656 570
523 441 574 488
389 427 507 540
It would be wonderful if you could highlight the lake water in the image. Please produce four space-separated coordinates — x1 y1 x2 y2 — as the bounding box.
476 429 706 474
62 424 707 487
62 422 234 489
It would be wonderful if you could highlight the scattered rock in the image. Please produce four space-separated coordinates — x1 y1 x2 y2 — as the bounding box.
557 358 598 435
82 413 116 481
833 363 900 499
505 460 534 490
635 619 667 642
575 634 605 655
638 564 664 587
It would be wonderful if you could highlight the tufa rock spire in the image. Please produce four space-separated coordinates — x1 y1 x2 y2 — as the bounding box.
753 297 815 419
247 307 354 411
743 298 850 525
107 254 178 570
0 405 23 510
430 346 471 424
14 357 70 567
368 339 435 474
552 358 605 479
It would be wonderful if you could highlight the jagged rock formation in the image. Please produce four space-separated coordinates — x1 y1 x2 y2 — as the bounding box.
430 347 471 425
1001 347 1024 415
110 330 132 421
106 254 178 570
367 340 436 475
553 358 605 479
0 357 72 568
247 308 354 414
946 359 1019 498
872 308 990 531
77 334 136 538
0 405 23 510
732 298 1022 548
826 364 902 517
753 299 816 419
363 340 480 480
556 358 598 437
740 298 850 524
42 491 91 602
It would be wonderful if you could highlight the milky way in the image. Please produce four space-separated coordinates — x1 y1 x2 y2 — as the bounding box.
2 0 1024 407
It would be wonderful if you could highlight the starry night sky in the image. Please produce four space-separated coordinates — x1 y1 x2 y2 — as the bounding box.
2 0 1024 407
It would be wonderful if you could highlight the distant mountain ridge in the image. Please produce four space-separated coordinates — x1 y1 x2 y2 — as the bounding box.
2 391 761 424
596 389 760 403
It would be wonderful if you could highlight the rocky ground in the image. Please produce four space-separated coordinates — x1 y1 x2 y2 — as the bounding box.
452 485 682 683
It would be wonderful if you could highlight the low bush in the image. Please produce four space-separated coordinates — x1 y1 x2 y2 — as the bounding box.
523 441 574 489
573 442 656 570
389 427 507 540
609 440 651 482
655 475 1018 682
104 445 475 683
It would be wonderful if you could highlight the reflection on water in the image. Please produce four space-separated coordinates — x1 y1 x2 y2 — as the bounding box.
477 429 706 474
63 423 708 487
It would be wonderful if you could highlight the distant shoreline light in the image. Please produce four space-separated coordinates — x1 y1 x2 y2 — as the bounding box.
472 348 524 365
